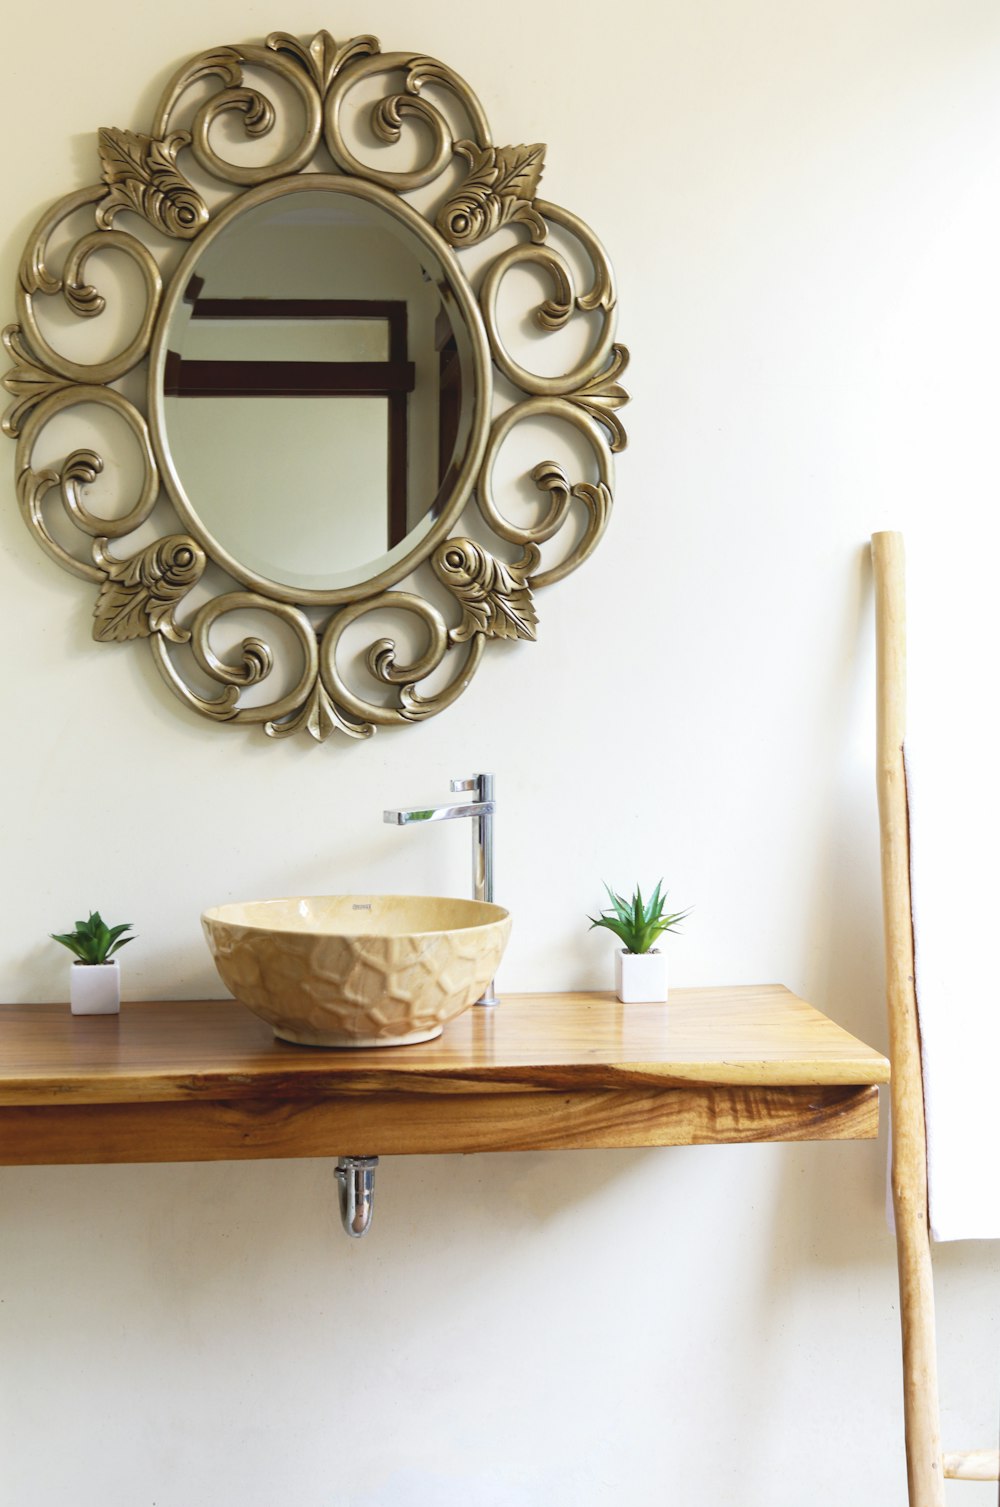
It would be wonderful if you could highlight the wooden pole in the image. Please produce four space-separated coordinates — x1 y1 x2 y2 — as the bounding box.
871 531 945 1507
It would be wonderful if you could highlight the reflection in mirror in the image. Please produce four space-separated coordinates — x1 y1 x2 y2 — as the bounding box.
160 188 473 592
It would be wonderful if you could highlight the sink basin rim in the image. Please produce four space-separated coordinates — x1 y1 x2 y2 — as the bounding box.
201 894 510 942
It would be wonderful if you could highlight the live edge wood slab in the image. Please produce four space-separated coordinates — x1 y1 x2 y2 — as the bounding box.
0 986 889 1166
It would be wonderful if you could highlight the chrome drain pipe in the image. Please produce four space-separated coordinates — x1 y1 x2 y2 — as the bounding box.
334 1156 379 1237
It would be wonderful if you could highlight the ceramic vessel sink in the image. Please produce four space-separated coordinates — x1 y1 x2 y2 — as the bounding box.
202 895 511 1048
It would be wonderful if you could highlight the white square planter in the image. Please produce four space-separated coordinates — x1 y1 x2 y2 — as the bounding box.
70 960 121 1015
615 949 668 1003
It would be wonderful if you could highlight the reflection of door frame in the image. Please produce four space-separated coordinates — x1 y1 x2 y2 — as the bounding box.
164 292 413 549
436 306 460 492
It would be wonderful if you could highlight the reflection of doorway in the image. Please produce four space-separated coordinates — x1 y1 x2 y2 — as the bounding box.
164 289 415 549
436 306 460 494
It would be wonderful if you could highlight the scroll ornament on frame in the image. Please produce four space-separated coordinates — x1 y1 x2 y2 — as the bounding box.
436 141 547 248
92 536 207 644
432 539 540 644
96 128 210 240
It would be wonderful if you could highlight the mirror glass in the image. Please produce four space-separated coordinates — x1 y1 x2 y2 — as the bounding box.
160 187 475 592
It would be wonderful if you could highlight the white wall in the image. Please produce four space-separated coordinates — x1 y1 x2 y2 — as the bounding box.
2 3 999 1504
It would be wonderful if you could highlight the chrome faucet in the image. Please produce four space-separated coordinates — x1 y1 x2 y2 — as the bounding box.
383 772 498 1006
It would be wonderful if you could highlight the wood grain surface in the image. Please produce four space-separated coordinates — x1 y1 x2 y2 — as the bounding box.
0 1084 880 1164
942 1451 1000 1482
0 987 887 1164
873 532 946 1507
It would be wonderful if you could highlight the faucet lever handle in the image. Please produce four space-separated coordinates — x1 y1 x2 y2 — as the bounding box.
450 777 476 793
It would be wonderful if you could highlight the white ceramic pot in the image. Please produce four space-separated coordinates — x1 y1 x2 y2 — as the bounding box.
615 948 667 1003
70 960 121 1015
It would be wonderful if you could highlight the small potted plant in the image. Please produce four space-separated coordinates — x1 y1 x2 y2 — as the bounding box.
589 882 688 1003
51 911 135 1015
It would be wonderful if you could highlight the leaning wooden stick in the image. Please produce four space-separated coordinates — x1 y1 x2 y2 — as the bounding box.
871 530 946 1507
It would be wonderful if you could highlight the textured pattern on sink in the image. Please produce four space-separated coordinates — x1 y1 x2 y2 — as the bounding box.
202 896 511 1048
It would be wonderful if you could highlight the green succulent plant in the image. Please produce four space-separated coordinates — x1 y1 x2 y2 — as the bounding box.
588 882 689 955
51 911 135 966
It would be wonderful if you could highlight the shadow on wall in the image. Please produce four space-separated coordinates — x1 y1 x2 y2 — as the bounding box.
798 544 885 1041
793 541 890 1216
705 541 904 1500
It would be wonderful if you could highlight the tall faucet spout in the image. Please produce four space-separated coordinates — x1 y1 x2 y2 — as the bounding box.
383 801 494 826
383 772 498 1006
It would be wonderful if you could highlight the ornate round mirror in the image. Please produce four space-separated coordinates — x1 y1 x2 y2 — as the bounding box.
3 29 629 742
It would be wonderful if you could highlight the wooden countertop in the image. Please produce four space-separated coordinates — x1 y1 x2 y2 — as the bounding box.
0 987 888 1164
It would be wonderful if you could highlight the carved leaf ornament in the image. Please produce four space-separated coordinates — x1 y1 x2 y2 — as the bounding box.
432 539 540 643
2 30 629 742
436 142 547 246
96 128 209 239
92 536 206 643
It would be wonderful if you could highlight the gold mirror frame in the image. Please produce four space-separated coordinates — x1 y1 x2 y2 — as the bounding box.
2 29 629 743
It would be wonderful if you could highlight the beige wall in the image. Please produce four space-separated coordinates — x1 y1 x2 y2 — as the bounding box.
2 3 999 1504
